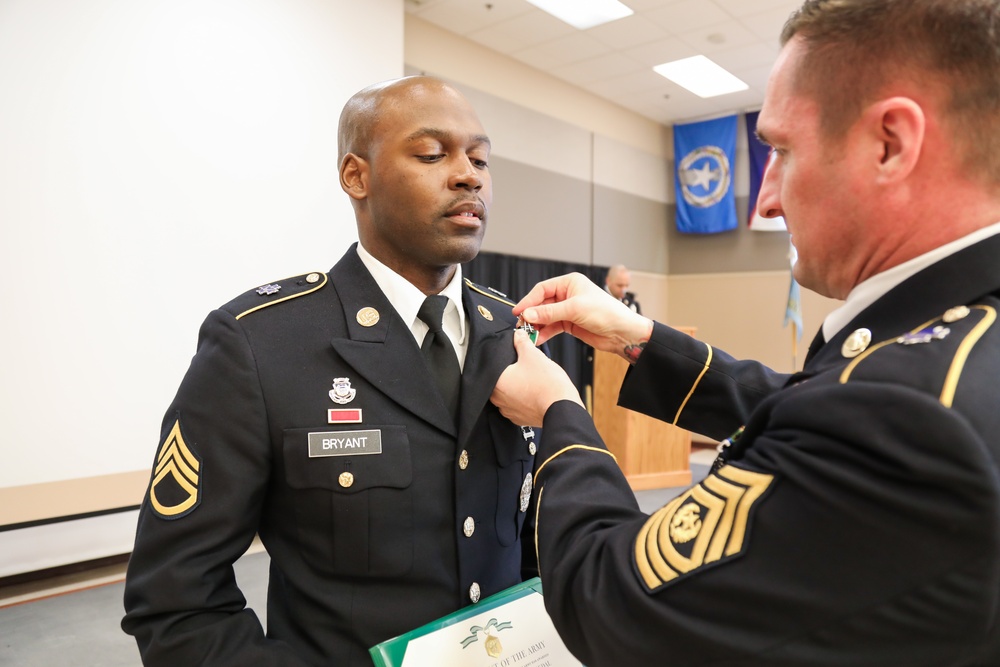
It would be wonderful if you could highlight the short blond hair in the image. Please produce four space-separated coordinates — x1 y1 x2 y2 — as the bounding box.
781 0 1000 181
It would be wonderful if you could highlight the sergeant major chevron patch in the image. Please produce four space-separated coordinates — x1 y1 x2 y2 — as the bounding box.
634 465 774 591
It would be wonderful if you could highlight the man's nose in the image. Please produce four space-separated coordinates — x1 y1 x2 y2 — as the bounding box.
757 160 783 219
450 156 482 191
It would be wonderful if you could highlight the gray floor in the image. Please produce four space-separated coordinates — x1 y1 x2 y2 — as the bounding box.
0 463 709 667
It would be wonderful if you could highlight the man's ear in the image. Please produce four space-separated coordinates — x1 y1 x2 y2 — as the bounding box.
869 97 925 184
340 153 369 201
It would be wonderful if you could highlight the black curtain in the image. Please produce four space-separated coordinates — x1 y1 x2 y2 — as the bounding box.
463 251 608 400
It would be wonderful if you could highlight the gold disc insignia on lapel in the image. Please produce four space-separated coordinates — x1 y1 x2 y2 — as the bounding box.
356 307 380 327
477 305 493 321
841 328 871 358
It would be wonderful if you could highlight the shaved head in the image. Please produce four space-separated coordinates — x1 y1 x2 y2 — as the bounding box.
337 76 468 167
336 75 492 293
606 264 631 300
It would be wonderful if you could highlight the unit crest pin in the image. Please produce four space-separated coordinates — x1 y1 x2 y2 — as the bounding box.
329 377 357 404
898 325 950 345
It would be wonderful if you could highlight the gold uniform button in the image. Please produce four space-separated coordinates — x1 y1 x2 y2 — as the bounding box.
459 450 469 470
841 328 872 358
469 582 481 603
943 305 970 323
463 516 476 537
306 272 321 284
338 472 354 488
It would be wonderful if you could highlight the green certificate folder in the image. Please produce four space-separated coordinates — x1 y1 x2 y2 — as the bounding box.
369 577 583 667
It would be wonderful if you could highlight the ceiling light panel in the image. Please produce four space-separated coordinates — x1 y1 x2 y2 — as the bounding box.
653 55 749 98
525 0 634 30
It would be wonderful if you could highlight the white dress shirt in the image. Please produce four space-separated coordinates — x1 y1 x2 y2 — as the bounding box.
822 221 1000 342
355 243 469 370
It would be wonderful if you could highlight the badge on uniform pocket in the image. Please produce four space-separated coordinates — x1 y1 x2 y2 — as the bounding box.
308 430 382 457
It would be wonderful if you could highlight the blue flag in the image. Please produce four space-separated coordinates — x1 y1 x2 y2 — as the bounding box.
673 115 738 234
745 111 787 232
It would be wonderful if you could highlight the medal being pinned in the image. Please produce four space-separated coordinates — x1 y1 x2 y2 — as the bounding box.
515 318 538 344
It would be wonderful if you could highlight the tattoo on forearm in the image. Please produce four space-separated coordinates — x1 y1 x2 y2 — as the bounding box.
624 341 647 363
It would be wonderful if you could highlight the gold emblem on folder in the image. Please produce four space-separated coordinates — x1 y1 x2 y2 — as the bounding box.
484 634 502 658
460 618 513 657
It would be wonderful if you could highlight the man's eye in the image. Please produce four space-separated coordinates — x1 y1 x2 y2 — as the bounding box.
417 154 444 162
472 158 488 169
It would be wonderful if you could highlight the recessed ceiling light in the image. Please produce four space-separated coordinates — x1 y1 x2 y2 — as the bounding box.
653 55 749 98
525 0 634 30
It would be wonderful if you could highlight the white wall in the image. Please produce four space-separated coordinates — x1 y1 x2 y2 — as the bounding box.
0 0 403 489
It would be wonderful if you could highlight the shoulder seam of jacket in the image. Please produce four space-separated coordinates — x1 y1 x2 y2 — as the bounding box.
535 444 617 484
235 273 329 320
940 305 996 407
838 305 997 408
464 278 516 307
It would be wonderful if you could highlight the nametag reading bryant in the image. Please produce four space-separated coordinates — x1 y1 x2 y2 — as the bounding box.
308 430 383 457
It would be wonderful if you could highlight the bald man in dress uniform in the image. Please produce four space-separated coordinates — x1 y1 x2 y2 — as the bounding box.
122 76 538 667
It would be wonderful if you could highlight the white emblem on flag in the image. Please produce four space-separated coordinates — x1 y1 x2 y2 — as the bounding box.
679 146 731 208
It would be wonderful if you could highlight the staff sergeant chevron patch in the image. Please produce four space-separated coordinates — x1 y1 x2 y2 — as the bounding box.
634 465 774 591
149 419 202 519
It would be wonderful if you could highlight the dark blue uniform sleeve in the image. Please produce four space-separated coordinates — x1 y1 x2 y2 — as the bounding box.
533 381 999 666
122 310 311 666
618 322 788 440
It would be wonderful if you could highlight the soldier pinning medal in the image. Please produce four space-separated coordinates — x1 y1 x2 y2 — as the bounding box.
488 1 1000 664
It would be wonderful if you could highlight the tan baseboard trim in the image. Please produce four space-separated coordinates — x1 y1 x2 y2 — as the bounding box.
0 471 149 527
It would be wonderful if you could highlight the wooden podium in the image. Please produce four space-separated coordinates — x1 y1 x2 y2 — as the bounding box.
591 333 695 491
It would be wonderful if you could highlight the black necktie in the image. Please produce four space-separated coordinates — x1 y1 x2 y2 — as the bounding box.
417 295 461 419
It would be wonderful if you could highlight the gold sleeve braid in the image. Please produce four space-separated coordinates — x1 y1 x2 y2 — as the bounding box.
672 342 714 425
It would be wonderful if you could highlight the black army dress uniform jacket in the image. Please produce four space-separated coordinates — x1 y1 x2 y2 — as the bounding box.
123 245 538 666
531 233 1000 666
